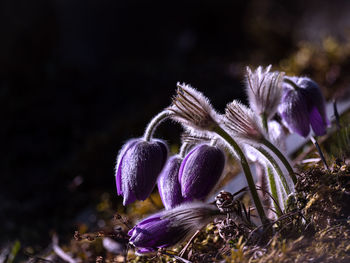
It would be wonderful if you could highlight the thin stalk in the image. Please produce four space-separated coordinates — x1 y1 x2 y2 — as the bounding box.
213 125 269 225
283 78 300 90
260 112 284 216
267 166 282 217
261 113 269 133
143 110 170 141
256 146 291 195
333 99 341 130
261 138 297 184
179 142 191 158
310 136 329 170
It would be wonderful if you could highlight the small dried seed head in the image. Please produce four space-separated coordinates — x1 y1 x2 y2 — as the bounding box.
215 191 235 213
168 83 219 131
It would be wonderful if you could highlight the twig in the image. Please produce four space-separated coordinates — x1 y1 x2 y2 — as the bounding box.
179 230 200 258
52 234 79 263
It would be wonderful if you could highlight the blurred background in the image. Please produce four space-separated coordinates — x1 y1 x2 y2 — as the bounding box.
2 0 350 254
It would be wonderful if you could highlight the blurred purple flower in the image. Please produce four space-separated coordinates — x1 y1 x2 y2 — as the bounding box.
278 77 329 137
115 138 168 205
157 155 184 209
128 203 220 254
179 144 225 201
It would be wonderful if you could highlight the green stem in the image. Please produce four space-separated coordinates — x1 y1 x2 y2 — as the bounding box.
256 147 291 195
283 78 300 91
267 166 282 217
179 142 191 158
261 113 269 133
143 110 170 141
261 138 297 184
213 126 269 225
310 136 329 170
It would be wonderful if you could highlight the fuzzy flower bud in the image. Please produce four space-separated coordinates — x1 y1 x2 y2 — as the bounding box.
128 202 221 254
246 65 284 119
278 76 329 137
157 155 184 210
223 100 265 143
179 144 225 201
115 138 168 205
167 83 219 131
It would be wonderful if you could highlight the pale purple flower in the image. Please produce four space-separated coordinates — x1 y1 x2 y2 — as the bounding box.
179 144 225 201
223 100 265 143
167 83 219 132
128 203 220 254
115 138 168 205
157 155 184 209
278 76 329 137
246 65 284 119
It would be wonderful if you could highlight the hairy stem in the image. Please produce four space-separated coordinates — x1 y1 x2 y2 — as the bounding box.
256 146 291 195
261 138 297 184
143 110 170 141
267 166 282 217
213 126 269 225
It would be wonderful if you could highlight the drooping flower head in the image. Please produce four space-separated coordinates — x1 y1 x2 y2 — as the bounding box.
115 138 168 205
157 155 184 210
167 83 219 132
179 143 225 201
128 202 221 254
278 76 329 137
246 66 284 120
223 100 265 143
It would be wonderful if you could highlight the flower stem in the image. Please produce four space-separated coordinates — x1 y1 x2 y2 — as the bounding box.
256 146 291 195
333 99 341 130
310 136 329 170
143 110 170 142
213 125 269 225
261 138 297 184
283 78 300 90
267 166 282 217
261 113 269 133
179 142 191 158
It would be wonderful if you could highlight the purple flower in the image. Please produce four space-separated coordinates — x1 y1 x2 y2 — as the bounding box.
128 203 220 254
157 155 184 209
278 77 329 137
115 138 168 205
179 144 225 201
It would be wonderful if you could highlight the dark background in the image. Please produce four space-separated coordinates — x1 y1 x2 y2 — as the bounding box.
1 0 350 250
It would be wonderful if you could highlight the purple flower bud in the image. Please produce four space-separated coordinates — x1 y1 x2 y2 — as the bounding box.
279 77 329 137
157 155 184 209
179 144 225 201
128 202 220 254
115 138 168 205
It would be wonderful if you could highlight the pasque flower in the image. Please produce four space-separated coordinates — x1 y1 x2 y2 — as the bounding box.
115 138 168 205
278 76 329 137
223 100 265 143
128 203 221 254
179 144 225 201
167 82 219 132
246 65 284 120
157 155 184 209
